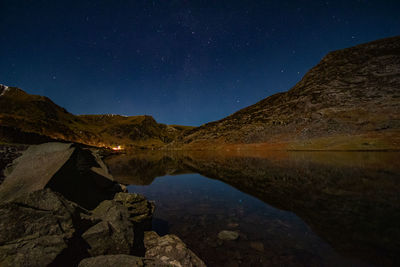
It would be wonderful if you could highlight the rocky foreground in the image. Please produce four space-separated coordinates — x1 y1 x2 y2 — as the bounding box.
0 143 205 267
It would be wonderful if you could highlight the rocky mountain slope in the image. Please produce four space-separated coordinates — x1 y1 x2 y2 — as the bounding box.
0 85 192 148
171 36 400 150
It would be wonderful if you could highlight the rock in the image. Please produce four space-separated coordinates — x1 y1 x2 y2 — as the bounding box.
114 192 155 227
0 148 205 266
78 255 145 267
227 222 239 228
0 142 75 203
217 230 239 241
250 241 265 252
82 192 155 257
144 231 206 267
0 142 122 209
78 254 167 267
83 200 135 256
0 189 93 267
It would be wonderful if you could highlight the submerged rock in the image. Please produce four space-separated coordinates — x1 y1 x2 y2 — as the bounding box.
144 231 206 267
217 230 239 241
250 241 265 252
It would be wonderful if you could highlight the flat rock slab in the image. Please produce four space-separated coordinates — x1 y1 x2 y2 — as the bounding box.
0 142 74 203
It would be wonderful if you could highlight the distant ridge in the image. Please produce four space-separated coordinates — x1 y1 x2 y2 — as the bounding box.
0 84 192 148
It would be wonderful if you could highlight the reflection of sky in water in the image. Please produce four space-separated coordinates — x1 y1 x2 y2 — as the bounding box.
128 174 366 266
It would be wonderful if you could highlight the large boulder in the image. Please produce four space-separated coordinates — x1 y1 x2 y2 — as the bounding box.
83 199 135 256
0 142 122 209
144 231 206 267
0 142 75 203
0 189 93 267
82 192 155 257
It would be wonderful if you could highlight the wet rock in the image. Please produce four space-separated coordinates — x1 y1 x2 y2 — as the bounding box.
218 230 239 240
144 231 206 267
0 189 92 267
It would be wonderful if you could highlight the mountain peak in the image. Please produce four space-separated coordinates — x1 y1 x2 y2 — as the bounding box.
0 84 10 96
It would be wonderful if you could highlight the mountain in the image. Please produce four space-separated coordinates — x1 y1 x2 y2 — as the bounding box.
2 36 399 150
171 36 400 150
0 85 192 148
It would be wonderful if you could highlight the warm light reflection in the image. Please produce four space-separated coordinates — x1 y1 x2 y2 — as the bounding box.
112 145 123 151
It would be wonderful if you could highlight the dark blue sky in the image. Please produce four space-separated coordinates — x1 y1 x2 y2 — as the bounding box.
1 0 399 126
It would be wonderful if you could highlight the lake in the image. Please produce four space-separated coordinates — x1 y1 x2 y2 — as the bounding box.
105 151 400 267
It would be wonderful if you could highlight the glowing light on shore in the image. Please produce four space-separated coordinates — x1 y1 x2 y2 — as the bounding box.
112 145 123 151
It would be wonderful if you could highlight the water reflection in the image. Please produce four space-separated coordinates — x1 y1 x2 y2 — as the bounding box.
105 151 400 266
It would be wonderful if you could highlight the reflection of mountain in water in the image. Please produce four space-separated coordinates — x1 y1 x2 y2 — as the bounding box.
105 151 400 266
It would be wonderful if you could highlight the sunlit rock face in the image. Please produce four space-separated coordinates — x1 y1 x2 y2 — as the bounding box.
171 36 400 150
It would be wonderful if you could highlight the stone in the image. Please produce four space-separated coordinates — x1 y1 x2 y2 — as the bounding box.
0 189 93 267
0 142 122 209
114 192 155 227
83 200 135 256
0 142 74 203
227 222 239 228
250 241 265 252
144 231 206 267
217 230 239 241
78 255 146 267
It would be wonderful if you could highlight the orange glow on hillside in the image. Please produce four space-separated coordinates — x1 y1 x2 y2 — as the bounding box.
112 145 123 151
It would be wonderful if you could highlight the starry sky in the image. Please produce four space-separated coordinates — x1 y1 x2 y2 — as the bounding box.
1 0 399 126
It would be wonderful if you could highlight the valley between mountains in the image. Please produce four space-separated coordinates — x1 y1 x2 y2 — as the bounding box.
1 36 399 150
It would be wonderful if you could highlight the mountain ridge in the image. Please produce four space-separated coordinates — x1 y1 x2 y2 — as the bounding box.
1 36 399 150
0 85 193 148
169 36 400 150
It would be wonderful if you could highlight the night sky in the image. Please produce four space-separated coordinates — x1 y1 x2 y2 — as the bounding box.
1 1 399 126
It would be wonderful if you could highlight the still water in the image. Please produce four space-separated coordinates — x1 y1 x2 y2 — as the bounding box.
105 151 400 267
